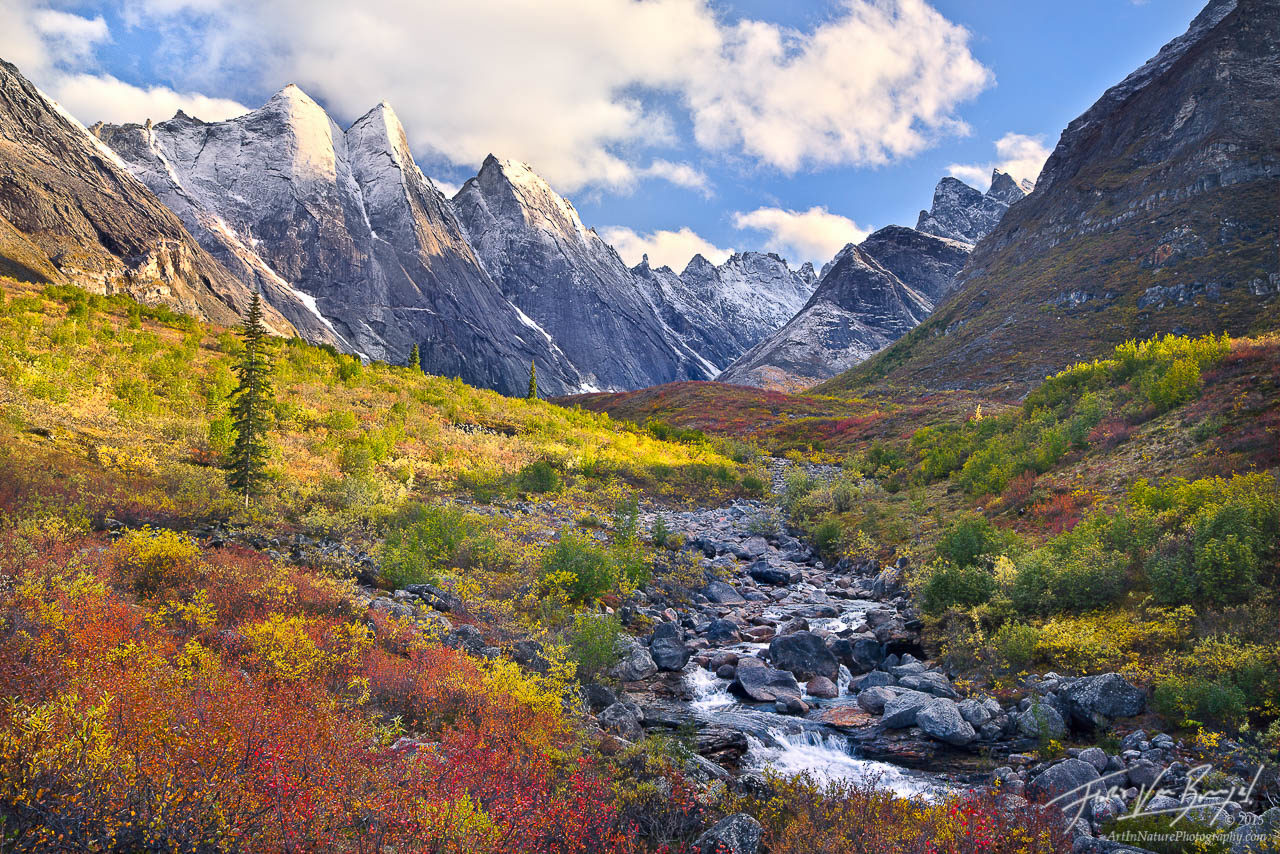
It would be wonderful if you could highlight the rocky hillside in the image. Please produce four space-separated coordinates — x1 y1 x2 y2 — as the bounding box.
828 0 1280 394
0 59 295 335
95 88 585 397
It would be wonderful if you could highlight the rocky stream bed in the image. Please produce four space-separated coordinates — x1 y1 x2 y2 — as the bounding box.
179 462 1279 853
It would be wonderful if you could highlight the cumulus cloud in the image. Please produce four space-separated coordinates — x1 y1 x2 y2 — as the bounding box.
948 132 1051 190
640 160 712 195
601 225 733 270
51 73 250 124
92 0 991 191
685 0 991 173
732 206 872 265
0 1 249 127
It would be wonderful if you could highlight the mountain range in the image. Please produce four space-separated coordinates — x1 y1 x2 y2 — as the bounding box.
2 0 1274 401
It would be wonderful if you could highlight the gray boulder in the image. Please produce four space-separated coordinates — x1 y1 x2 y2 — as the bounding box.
705 619 742 643
1058 674 1146 729
881 690 933 728
650 624 692 672
693 813 763 854
768 631 839 681
612 641 658 682
730 660 803 704
1028 759 1103 803
898 671 960 699
747 561 790 585
829 634 884 674
1017 702 1067 740
704 581 746 605
958 698 995 727
850 671 896 692
856 685 903 714
916 698 977 746
1077 747 1109 773
806 676 839 699
599 702 644 742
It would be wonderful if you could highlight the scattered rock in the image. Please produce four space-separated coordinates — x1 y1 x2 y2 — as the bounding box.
915 698 977 746
693 813 763 854
881 690 933 729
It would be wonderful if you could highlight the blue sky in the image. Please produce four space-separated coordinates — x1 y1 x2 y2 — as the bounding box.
1 0 1207 270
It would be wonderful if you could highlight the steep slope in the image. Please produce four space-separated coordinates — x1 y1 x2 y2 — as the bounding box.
830 0 1280 394
718 245 933 390
0 58 291 334
857 226 972 304
98 88 582 396
915 170 1031 246
453 156 717 391
633 251 817 372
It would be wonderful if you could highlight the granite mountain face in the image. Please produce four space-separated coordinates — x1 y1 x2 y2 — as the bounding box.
452 156 726 391
916 170 1032 247
717 236 949 390
633 251 818 373
0 59 296 335
831 0 1280 393
95 87 585 397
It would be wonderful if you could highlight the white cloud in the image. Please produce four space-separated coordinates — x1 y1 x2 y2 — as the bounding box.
50 73 250 124
32 10 108 64
640 160 711 195
948 132 1051 190
732 206 872 265
0 2 249 127
100 0 991 191
685 0 992 173
601 225 732 270
431 178 461 198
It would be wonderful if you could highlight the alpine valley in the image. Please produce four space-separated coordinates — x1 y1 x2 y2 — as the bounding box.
1 1 1278 853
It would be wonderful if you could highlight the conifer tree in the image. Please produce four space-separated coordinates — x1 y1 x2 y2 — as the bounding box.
226 291 274 503
407 343 420 371
527 359 538 400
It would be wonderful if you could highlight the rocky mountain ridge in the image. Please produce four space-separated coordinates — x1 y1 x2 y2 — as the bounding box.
915 170 1032 247
717 177 996 391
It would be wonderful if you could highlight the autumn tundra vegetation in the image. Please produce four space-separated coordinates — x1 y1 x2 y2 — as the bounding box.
0 276 1276 851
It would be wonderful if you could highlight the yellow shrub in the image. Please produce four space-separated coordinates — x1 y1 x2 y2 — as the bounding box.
111 527 200 597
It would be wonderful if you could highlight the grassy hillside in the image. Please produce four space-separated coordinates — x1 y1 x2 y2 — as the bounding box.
0 278 1083 853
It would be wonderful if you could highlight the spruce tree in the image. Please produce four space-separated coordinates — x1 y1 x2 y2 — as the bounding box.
527 359 538 400
226 291 274 503
407 343 420 371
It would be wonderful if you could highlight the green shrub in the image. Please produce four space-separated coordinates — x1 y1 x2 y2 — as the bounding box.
936 514 1016 568
811 517 842 559
542 532 617 603
456 467 508 503
515 459 561 494
379 504 490 589
993 622 1040 669
1153 675 1249 729
567 612 625 681
1104 813 1231 854
920 560 996 614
